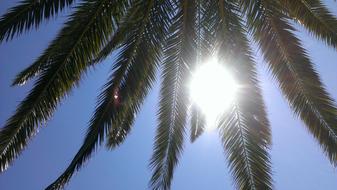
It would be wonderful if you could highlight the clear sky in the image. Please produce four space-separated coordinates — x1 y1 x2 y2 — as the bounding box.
1 1 337 190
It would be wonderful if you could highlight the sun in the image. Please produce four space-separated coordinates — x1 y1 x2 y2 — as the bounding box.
189 58 238 130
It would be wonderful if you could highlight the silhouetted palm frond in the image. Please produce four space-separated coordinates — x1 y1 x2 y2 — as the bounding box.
1 0 337 189
241 0 337 166
0 0 128 173
0 0 75 42
281 0 337 49
149 1 197 189
214 1 272 189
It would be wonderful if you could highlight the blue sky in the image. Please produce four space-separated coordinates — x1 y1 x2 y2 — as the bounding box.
1 1 337 189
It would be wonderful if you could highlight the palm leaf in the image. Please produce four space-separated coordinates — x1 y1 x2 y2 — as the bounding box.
1 0 337 189
105 41 160 148
46 41 156 190
149 1 197 189
281 0 337 49
45 1 173 189
219 105 272 190
0 0 127 173
106 0 174 148
11 0 129 86
188 0 212 143
242 0 337 166
0 0 75 42
190 106 206 142
215 1 272 189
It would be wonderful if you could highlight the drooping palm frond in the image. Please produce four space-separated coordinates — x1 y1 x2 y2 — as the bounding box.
280 0 337 49
0 0 128 173
46 41 156 190
149 1 197 189
190 106 206 142
242 0 337 165
45 1 173 189
105 41 159 149
188 0 211 143
1 0 337 189
215 1 272 189
106 0 174 148
11 0 129 86
0 0 75 42
219 105 272 190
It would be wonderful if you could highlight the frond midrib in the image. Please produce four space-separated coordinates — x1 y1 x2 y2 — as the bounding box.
155 0 194 185
233 105 257 190
217 4 256 187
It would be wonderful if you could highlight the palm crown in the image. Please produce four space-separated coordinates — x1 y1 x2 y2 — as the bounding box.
1 0 337 189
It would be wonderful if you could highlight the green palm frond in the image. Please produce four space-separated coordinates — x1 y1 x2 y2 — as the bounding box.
0 0 75 42
45 1 173 189
0 0 127 173
45 41 156 190
105 41 159 148
106 0 173 148
215 1 272 189
281 0 337 49
11 0 128 86
149 1 197 189
243 0 337 165
219 105 272 190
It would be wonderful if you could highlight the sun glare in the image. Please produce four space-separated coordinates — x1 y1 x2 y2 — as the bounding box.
189 58 238 131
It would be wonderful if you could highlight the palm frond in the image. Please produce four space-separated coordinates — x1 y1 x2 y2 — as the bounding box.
0 0 127 173
106 0 174 148
11 0 129 86
46 41 156 190
105 42 160 148
281 0 337 49
0 0 75 42
45 1 173 189
215 1 272 189
188 0 214 143
1 0 337 189
243 0 337 166
190 106 205 142
219 105 272 190
149 1 197 189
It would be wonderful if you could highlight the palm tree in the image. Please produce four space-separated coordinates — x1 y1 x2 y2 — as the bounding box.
1 0 337 189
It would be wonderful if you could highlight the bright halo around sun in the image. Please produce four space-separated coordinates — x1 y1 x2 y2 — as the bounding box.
189 58 238 130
